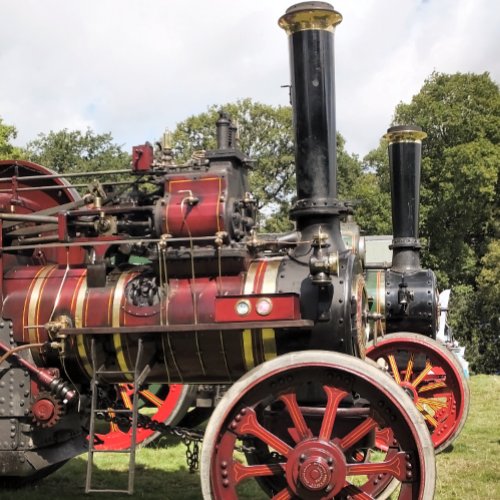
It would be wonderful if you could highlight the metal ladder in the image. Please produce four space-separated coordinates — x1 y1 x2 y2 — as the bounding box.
85 337 150 495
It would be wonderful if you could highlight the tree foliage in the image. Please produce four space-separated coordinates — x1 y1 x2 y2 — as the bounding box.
387 72 500 372
0 116 22 160
24 128 130 175
172 98 363 231
393 71 500 287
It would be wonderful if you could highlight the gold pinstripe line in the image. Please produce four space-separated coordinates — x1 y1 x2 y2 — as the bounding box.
23 266 47 343
242 329 255 370
27 265 56 364
75 273 93 377
260 258 281 361
112 272 135 381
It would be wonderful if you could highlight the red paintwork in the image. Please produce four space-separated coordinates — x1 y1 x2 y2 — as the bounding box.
93 383 186 450
163 175 226 237
209 358 428 499
132 144 154 172
0 161 80 268
366 336 468 452
214 294 301 322
1 265 246 381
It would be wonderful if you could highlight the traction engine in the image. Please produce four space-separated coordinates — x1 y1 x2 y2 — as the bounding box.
0 2 468 498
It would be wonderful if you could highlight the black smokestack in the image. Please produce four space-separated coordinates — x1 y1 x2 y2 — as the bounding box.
279 2 342 222
384 125 427 271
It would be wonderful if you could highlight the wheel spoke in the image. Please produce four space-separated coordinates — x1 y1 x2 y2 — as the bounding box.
319 385 348 441
272 487 294 500
418 397 448 410
109 420 120 433
387 354 402 384
341 483 375 499
374 427 394 450
118 385 133 409
415 401 439 428
338 416 377 451
279 392 312 441
411 361 433 388
418 380 447 393
346 451 407 480
138 389 164 407
232 461 285 485
236 408 292 457
403 352 415 382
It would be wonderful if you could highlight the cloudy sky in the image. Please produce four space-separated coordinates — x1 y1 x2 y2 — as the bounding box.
1 0 498 158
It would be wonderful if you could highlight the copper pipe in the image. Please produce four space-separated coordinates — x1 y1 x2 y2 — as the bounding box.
0 341 45 366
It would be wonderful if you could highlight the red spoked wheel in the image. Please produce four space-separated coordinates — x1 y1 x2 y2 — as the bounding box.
366 333 470 454
93 383 195 450
201 350 435 499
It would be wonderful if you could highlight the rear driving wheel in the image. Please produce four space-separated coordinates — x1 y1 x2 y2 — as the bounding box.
93 383 195 450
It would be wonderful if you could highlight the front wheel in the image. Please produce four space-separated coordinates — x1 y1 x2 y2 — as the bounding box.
366 333 470 454
201 350 435 499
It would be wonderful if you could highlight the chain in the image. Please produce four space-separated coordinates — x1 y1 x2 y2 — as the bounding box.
95 399 263 473
96 405 204 473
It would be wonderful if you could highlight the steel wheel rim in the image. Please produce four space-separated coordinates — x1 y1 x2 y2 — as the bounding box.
201 350 435 499
366 333 470 453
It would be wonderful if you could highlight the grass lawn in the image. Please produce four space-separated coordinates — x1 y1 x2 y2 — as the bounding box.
3 375 499 499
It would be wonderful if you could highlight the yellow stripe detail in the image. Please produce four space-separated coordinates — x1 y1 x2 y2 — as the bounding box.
262 329 277 361
27 265 56 364
260 258 281 361
75 274 93 377
113 273 134 381
242 329 255 370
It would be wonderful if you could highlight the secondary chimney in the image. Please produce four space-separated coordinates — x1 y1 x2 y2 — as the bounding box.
384 125 427 271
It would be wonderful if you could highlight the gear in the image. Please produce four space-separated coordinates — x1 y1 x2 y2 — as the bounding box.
31 391 64 428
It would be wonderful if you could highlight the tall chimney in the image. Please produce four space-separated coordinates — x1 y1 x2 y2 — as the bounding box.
279 2 343 224
384 125 427 271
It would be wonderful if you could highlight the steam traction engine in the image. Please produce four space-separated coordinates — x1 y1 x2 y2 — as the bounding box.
0 2 468 498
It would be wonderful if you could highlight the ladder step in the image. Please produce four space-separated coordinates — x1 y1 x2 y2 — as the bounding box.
95 370 136 376
86 337 147 495
89 448 132 454
92 408 133 414
85 489 133 494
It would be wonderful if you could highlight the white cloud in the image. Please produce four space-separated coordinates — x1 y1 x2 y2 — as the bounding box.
0 0 498 157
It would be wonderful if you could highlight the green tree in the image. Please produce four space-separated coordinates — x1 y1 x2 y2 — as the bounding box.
386 71 500 371
172 98 363 230
0 116 22 159
393 72 500 287
24 128 130 176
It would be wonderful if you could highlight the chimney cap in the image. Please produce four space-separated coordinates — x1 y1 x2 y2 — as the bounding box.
384 125 427 144
279 2 342 35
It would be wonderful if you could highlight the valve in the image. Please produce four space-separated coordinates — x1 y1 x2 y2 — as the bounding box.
309 227 339 285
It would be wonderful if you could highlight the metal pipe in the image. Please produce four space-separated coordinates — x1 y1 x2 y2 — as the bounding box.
0 213 58 223
279 2 342 220
384 125 427 271
0 168 131 183
0 180 139 194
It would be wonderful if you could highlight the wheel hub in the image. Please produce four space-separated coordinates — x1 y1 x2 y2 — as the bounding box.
400 381 418 403
286 439 346 498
